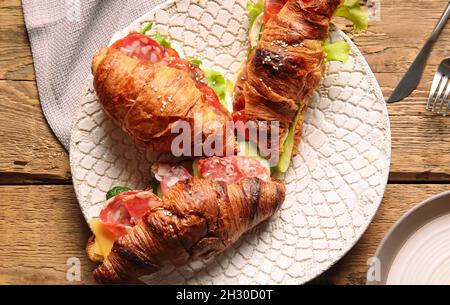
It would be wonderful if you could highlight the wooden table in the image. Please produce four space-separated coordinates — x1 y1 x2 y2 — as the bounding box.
1 0 449 284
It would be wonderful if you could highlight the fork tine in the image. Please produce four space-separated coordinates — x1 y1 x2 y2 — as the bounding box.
427 71 443 110
438 79 450 114
432 75 448 112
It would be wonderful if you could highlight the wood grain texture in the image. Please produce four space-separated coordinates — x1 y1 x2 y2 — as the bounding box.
0 184 448 284
1 0 449 181
0 0 69 183
0 185 95 284
0 0 34 80
1 0 450 285
0 80 70 184
351 0 450 181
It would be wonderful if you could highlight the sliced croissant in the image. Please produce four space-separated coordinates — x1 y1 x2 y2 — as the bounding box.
86 236 104 263
234 0 342 154
92 177 285 284
92 34 234 154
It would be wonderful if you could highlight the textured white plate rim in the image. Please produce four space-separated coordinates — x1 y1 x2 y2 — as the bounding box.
368 190 450 285
323 26 391 282
69 0 391 284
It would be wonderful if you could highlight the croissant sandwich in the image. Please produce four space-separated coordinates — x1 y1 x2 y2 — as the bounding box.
86 156 285 284
92 32 235 154
234 0 346 171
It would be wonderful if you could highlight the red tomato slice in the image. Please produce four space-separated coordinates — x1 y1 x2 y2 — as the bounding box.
248 50 256 62
99 190 160 238
153 163 192 195
232 110 246 123
166 47 180 58
232 111 249 141
198 85 226 112
264 0 288 23
198 156 269 184
111 33 167 63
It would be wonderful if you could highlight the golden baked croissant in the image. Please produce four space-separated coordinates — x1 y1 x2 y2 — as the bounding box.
86 156 284 283
90 177 285 284
234 0 342 155
92 33 234 154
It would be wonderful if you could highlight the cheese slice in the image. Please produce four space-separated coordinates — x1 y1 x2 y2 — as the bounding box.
90 219 116 259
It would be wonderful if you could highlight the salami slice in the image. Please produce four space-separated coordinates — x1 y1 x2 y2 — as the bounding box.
111 33 167 63
197 156 270 183
152 163 192 195
99 190 160 238
198 157 240 183
233 156 270 181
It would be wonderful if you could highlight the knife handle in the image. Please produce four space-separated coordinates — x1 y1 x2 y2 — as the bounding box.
419 2 450 63
429 2 450 43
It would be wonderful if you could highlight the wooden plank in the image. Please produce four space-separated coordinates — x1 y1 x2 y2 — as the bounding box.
313 183 450 285
3 0 448 81
0 2 69 183
0 185 96 284
0 80 70 183
0 0 449 183
0 0 34 80
1 184 448 284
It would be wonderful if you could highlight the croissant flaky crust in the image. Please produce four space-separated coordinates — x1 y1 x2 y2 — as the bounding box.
92 177 285 284
92 47 234 154
235 0 342 154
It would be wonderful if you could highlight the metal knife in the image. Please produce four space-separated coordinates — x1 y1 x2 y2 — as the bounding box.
387 2 450 104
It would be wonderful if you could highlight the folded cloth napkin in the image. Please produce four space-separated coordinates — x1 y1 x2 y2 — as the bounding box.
22 0 166 150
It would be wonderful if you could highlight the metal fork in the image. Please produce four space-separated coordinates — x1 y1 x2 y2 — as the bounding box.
426 58 450 116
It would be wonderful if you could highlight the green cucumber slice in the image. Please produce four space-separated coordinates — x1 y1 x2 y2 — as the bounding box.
275 105 305 173
192 160 201 178
156 185 163 198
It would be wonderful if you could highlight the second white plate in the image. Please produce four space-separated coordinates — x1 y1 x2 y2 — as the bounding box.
369 191 450 285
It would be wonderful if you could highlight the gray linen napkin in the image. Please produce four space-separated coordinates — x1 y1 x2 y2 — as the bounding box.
22 0 166 150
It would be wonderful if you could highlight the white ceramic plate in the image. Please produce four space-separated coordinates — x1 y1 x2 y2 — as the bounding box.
70 0 391 284
368 191 450 285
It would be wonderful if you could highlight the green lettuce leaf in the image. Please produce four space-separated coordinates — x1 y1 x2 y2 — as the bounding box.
153 31 172 48
141 21 173 48
323 40 350 63
203 69 230 109
140 21 153 35
334 0 369 32
246 0 264 27
106 186 131 200
188 57 203 67
150 179 159 195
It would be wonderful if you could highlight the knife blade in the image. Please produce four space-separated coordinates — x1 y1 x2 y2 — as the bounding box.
388 2 450 104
